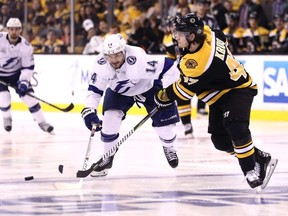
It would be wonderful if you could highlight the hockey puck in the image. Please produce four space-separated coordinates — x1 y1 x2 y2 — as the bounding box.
24 176 34 181
58 164 64 174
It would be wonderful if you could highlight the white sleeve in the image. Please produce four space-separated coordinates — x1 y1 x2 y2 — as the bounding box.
161 61 180 88
84 57 109 109
19 41 35 82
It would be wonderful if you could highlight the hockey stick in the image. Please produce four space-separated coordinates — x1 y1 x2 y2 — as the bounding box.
76 107 159 178
54 124 98 190
0 80 74 112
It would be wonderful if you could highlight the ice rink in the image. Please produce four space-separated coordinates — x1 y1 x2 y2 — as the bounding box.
0 111 287 216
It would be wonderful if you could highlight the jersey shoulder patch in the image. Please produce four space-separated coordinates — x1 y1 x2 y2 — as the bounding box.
97 57 106 65
126 55 136 65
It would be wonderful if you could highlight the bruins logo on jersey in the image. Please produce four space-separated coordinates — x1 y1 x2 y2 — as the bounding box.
185 59 198 69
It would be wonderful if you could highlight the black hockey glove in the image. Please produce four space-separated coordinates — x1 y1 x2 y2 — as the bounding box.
154 89 173 109
16 80 29 97
81 108 102 131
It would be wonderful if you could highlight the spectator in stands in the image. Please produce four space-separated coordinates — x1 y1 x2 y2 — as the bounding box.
126 17 144 47
84 2 100 26
43 28 68 54
195 0 219 30
27 0 45 25
238 0 269 29
272 0 288 19
82 19 103 55
210 0 228 30
223 13 245 54
10 0 24 22
168 0 195 17
107 23 127 40
243 11 270 54
98 19 109 37
54 0 70 25
282 14 288 53
0 4 11 26
269 14 287 54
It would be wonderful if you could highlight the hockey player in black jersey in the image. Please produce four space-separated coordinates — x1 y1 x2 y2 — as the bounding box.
155 13 278 190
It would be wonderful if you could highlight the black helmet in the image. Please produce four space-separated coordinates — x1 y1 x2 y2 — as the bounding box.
174 13 204 36
162 16 175 27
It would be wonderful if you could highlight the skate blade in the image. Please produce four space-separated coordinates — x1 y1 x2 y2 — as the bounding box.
260 158 278 190
90 169 109 177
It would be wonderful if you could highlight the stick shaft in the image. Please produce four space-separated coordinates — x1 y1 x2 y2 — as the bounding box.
76 107 158 178
0 80 74 112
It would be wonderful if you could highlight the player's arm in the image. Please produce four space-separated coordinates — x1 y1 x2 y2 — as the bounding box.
155 74 196 108
160 57 180 88
19 42 35 82
17 43 35 96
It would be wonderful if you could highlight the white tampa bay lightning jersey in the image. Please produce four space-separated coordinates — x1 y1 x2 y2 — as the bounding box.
85 45 180 108
0 32 34 81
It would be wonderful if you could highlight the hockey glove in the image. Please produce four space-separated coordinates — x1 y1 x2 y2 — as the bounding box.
154 89 173 109
81 108 102 131
16 80 29 97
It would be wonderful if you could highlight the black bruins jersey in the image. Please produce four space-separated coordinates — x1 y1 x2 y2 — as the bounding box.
166 25 257 106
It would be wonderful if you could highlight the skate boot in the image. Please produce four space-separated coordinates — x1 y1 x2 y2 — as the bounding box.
184 123 194 137
254 147 278 190
39 122 54 134
163 146 179 168
245 169 263 189
254 148 271 181
92 155 115 173
3 117 12 132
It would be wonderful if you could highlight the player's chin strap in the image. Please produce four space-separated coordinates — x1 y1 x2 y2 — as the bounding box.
76 106 158 178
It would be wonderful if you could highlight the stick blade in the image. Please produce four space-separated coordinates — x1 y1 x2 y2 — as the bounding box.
61 103 74 112
76 168 93 178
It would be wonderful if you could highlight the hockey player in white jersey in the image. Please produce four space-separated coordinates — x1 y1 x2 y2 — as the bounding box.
0 18 54 133
81 33 181 176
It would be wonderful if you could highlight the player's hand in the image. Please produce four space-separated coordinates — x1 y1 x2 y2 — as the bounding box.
16 81 29 97
154 89 173 109
81 108 102 131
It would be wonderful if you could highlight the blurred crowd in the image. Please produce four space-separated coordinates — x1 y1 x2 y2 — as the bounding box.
0 0 287 54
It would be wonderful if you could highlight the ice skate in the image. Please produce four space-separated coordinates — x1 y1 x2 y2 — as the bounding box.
39 122 54 134
260 158 278 190
90 169 109 177
92 155 115 173
163 146 179 168
245 169 263 189
255 148 271 181
3 117 12 132
254 148 278 190
184 123 194 138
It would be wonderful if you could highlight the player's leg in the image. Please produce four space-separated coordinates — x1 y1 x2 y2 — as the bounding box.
222 90 266 189
91 88 134 176
148 99 180 168
0 83 12 131
176 98 193 137
21 92 54 133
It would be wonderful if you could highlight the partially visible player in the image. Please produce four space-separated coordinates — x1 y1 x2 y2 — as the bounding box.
155 13 277 190
81 33 180 177
0 18 54 133
161 16 194 138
